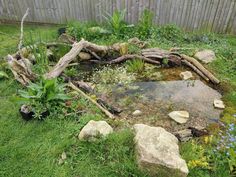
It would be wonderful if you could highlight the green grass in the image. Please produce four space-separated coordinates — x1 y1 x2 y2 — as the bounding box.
0 22 235 177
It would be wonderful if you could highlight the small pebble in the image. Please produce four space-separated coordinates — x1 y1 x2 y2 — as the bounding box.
213 99 225 109
132 110 142 116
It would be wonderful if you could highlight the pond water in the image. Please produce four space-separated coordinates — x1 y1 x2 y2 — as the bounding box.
104 80 222 132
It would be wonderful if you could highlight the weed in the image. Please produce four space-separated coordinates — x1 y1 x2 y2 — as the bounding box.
126 59 145 73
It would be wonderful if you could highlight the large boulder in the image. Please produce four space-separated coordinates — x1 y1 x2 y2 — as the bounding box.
194 50 216 64
133 124 189 177
79 120 113 141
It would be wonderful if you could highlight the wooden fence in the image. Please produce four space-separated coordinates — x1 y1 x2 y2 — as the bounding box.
0 0 235 34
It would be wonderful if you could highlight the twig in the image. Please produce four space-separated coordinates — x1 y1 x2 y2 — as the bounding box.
68 82 115 119
18 8 29 52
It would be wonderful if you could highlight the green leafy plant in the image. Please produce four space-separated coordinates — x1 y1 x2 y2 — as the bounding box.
137 9 154 38
105 10 126 35
18 78 69 119
126 59 145 73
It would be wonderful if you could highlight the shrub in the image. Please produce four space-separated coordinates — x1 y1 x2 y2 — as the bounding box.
156 24 184 42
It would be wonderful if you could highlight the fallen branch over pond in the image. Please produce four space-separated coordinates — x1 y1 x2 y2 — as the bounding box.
68 82 115 119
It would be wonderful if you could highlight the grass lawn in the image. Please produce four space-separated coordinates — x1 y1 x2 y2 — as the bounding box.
0 22 235 177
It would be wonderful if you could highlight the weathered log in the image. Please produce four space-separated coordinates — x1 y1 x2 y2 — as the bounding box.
91 54 160 65
44 39 126 79
68 82 114 119
181 54 220 84
181 60 209 82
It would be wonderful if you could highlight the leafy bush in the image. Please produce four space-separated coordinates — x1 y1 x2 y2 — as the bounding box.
18 78 69 119
156 24 184 42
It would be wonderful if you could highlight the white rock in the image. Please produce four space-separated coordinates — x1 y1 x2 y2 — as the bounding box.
168 111 189 124
133 124 189 176
214 99 225 109
78 120 113 140
194 50 216 64
180 71 193 80
79 52 92 60
132 110 142 116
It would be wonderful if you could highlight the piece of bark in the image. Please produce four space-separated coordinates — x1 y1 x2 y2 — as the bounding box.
181 60 209 82
68 82 114 119
181 54 220 84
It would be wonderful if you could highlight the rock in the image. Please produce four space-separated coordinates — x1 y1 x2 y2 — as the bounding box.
175 129 192 142
78 120 113 141
133 124 189 177
189 126 208 137
168 111 189 124
213 99 225 109
194 50 216 64
180 71 193 80
79 52 92 60
132 110 142 116
58 152 67 165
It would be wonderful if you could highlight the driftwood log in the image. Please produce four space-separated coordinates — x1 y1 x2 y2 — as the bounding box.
7 55 36 85
44 39 127 79
141 48 219 84
180 54 220 84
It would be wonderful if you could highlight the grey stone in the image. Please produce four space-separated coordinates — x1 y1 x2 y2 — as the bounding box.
194 50 216 64
132 110 142 116
79 52 92 60
175 129 193 142
133 124 189 177
78 120 113 141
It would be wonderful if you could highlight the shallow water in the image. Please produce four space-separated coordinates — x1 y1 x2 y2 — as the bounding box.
105 80 223 132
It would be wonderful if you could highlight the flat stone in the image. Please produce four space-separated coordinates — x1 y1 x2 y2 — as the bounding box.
78 120 113 141
175 129 192 142
194 50 216 64
214 99 225 109
134 124 189 177
180 71 193 80
132 110 142 116
169 111 189 124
